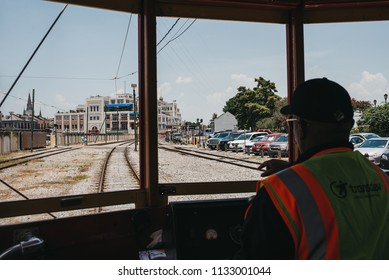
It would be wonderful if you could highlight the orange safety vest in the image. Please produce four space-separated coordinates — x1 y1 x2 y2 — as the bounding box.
258 147 389 259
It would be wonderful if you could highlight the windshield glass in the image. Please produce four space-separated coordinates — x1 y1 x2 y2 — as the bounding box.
359 139 388 148
364 133 380 139
216 132 230 138
228 133 242 139
276 135 288 142
236 133 252 140
263 135 277 142
251 136 264 142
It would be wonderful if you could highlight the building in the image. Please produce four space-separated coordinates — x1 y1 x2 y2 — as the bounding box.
55 105 86 133
158 97 182 132
103 93 135 134
86 95 109 133
0 93 51 132
54 93 182 135
213 111 238 132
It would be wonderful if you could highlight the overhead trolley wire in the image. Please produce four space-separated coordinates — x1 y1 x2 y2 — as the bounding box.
157 19 197 54
0 4 68 109
0 91 69 113
157 18 181 46
113 14 133 92
0 15 195 90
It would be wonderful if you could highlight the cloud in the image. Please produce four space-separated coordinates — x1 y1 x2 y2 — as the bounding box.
348 71 388 103
175 76 193 84
157 82 172 98
205 86 236 113
55 93 76 111
231 73 254 86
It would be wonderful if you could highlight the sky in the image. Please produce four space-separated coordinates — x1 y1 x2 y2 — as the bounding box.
1 1 389 124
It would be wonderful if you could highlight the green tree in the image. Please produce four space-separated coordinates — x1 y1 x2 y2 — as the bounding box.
361 104 389 136
255 97 288 132
223 77 281 130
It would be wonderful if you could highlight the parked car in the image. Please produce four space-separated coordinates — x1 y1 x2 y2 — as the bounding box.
252 133 283 155
349 132 380 148
172 133 183 144
379 150 389 174
256 128 272 134
245 135 265 154
228 132 266 151
206 131 235 150
217 131 243 151
268 134 288 158
354 137 389 165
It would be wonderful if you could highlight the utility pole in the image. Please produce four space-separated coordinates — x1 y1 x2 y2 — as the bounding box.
30 89 35 152
131 84 138 151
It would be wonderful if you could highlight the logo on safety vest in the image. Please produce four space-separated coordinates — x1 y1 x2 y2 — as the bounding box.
330 180 348 198
330 180 382 199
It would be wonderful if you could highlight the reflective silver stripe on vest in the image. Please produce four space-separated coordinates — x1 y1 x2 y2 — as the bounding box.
277 168 327 259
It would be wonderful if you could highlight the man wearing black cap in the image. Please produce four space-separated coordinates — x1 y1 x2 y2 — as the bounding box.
239 78 389 259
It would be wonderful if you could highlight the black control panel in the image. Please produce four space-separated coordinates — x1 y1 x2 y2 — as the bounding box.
164 198 249 260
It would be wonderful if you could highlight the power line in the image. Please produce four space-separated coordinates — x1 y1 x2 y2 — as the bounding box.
114 14 133 81
0 91 69 112
0 4 68 109
158 19 197 54
114 13 133 93
157 18 180 46
0 75 114 81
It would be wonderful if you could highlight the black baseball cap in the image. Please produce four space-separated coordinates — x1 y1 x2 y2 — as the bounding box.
280 78 354 123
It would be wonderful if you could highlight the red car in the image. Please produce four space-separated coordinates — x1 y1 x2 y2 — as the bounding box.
252 133 283 155
256 128 272 134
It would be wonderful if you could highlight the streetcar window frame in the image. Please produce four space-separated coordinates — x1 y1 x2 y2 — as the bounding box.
1 0 389 224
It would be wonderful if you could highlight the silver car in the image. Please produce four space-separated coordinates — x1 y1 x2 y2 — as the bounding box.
354 137 389 165
268 134 288 158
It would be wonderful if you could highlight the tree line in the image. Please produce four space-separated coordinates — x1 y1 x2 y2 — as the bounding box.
211 76 388 136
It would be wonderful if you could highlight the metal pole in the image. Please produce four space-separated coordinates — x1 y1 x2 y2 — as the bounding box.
134 90 138 151
132 84 138 151
30 89 35 152
85 106 88 146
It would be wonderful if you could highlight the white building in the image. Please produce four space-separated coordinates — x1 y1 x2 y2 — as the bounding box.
55 94 182 134
85 95 109 133
157 97 182 132
213 111 238 132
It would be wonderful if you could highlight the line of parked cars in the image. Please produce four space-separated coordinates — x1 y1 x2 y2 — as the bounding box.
206 130 290 158
205 130 389 174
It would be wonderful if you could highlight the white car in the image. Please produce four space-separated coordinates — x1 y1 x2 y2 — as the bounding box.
228 132 266 151
245 135 265 154
354 137 389 165
349 132 380 148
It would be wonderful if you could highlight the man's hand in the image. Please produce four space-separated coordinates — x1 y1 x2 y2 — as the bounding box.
258 159 290 177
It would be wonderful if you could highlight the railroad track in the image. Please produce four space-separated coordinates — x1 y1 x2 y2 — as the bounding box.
159 144 264 171
0 146 88 221
97 141 140 212
98 141 139 192
0 147 77 170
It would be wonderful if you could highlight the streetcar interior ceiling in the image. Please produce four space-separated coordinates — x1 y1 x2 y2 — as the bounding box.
1 0 389 259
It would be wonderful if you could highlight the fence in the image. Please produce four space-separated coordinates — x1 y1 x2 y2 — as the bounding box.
0 131 132 155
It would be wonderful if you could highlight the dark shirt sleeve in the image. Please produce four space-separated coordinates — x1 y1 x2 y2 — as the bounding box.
237 187 295 259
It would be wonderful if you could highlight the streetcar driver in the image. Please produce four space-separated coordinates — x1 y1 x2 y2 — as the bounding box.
238 78 389 259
